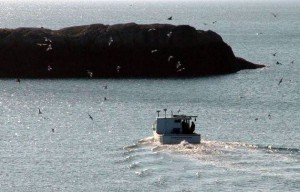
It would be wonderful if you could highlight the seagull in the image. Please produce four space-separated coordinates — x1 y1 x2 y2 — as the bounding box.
86 70 93 78
271 12 278 18
108 36 114 46
276 61 282 65
44 37 52 43
38 108 42 114
48 65 52 71
42 116 49 120
46 44 52 51
148 28 156 32
167 16 172 20
151 49 158 53
177 67 185 72
271 52 277 56
168 56 174 62
37 43 48 46
176 61 182 69
88 113 93 120
116 65 121 73
278 78 283 85
212 21 217 24
256 32 263 35
166 31 172 38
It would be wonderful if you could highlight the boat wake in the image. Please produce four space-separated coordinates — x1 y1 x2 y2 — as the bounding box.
136 136 299 156
122 137 300 181
256 144 299 154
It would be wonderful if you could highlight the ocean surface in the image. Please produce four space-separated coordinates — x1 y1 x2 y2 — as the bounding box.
0 0 299 191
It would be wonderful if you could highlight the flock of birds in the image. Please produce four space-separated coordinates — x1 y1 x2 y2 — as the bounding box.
21 15 185 133
15 13 296 127
35 83 109 133
148 17 187 73
196 12 296 121
16 15 185 86
268 13 295 86
254 13 296 121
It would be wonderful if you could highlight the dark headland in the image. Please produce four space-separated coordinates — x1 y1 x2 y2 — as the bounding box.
0 23 265 78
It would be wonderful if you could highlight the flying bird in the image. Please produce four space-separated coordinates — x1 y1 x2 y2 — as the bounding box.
212 21 217 24
108 36 114 46
166 31 172 38
46 44 52 51
290 60 294 64
271 52 277 56
88 113 93 120
116 65 121 73
48 65 53 71
87 70 93 78
278 78 283 85
176 61 182 69
276 61 282 65
168 16 172 20
271 12 278 18
44 37 52 43
37 43 48 46
148 28 156 32
151 49 158 53
168 56 174 62
177 67 185 72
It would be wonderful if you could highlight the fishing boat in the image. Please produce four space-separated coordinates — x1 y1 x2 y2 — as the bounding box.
152 109 201 144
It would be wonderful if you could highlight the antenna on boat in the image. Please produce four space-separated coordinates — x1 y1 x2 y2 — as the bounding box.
156 110 161 117
164 108 167 118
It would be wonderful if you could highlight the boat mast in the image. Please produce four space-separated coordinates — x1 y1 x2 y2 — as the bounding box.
163 108 167 118
156 110 161 117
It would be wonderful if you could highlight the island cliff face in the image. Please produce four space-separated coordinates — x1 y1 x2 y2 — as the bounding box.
0 23 264 78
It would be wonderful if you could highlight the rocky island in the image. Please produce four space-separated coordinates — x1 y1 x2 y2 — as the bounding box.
0 23 265 78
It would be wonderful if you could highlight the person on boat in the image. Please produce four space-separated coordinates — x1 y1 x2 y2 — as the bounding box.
190 121 195 133
181 120 188 134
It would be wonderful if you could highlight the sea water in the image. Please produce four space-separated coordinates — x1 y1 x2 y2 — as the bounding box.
0 0 299 191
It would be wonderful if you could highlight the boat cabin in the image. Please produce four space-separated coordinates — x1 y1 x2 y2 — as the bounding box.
152 109 201 144
154 115 196 135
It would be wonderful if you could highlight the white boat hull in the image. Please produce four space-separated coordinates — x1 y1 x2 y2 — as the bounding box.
153 131 201 144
